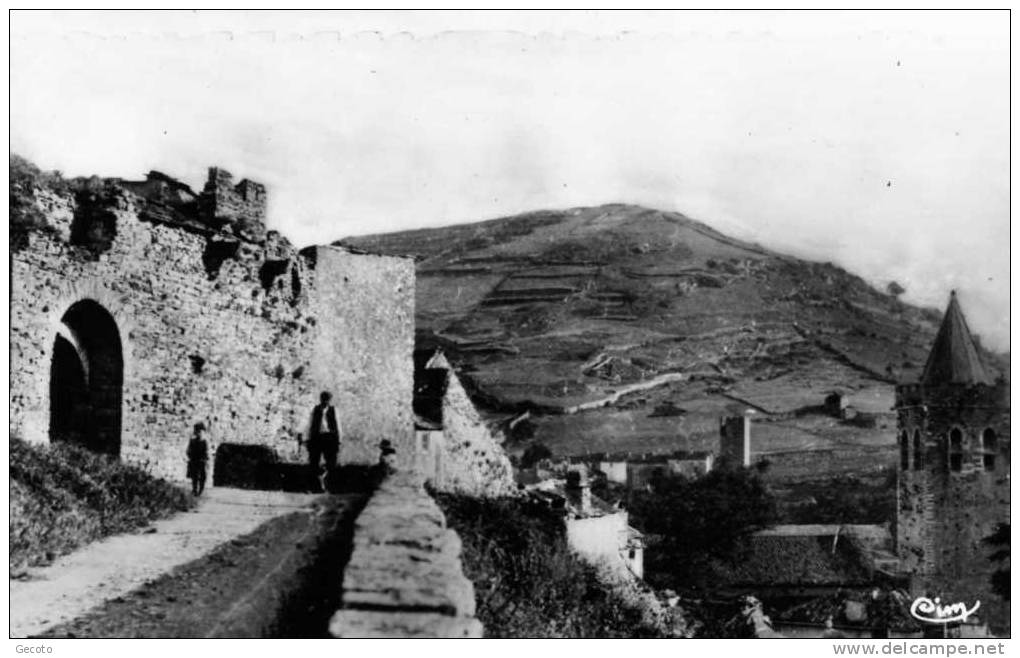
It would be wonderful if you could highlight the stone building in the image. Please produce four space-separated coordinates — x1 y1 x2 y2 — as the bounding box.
10 161 415 482
719 413 753 467
894 292 1010 635
528 471 645 579
412 349 515 496
589 450 713 490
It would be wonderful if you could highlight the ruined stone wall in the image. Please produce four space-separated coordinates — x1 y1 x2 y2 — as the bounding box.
895 382 1011 634
199 167 267 242
432 372 515 497
9 168 414 482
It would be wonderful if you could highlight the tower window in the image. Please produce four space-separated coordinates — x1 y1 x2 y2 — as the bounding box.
982 428 997 472
948 427 964 473
913 429 923 471
900 431 910 470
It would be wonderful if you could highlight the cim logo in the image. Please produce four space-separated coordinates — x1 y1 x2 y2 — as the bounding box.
909 597 981 624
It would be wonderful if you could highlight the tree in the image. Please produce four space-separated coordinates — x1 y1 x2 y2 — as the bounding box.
626 467 778 588
886 281 906 298
519 442 552 469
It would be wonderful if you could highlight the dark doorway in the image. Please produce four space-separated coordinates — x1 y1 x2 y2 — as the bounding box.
48 300 123 457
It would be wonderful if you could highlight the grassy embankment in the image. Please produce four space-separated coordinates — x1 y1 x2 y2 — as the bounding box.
434 492 666 638
10 437 193 571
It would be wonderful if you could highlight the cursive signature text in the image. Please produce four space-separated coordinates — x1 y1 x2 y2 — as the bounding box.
909 597 980 624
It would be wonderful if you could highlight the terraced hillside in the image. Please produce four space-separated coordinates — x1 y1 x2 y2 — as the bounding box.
339 204 1005 471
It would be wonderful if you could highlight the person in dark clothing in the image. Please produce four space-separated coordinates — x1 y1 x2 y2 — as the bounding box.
378 439 397 473
371 439 398 486
186 422 209 496
307 391 341 491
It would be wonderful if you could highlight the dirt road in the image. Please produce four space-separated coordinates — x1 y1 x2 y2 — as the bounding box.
9 487 321 638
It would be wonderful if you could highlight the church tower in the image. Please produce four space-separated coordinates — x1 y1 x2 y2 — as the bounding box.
895 291 1009 633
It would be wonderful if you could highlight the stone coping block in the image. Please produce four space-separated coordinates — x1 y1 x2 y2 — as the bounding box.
344 563 476 617
330 610 482 639
352 529 463 560
332 473 482 638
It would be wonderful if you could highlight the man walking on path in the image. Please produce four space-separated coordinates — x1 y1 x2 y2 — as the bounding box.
307 391 341 491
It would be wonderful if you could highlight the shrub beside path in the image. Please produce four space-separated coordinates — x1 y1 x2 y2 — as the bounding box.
10 487 321 638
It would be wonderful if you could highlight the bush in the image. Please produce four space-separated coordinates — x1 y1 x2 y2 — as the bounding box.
841 412 879 429
10 153 66 251
433 492 665 638
10 437 193 570
519 442 552 468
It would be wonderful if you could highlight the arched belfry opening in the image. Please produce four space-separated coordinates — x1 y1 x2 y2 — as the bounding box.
48 299 123 457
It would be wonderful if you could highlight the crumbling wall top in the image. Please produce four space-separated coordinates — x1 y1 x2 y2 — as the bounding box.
199 167 268 242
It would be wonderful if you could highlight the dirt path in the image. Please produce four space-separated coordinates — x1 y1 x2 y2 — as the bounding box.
9 487 322 638
563 372 688 414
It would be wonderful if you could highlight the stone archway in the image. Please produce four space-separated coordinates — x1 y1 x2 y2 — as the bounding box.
48 299 123 457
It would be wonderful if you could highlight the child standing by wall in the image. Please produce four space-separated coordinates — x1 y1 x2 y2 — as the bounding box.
186 422 209 496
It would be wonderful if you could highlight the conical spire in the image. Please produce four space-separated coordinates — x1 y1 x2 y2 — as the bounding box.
921 291 992 386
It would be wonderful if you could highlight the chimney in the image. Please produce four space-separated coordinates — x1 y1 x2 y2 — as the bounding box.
565 470 591 514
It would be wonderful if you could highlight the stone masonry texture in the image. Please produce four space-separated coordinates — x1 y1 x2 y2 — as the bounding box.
433 364 515 497
330 471 482 638
9 163 415 482
895 381 1010 634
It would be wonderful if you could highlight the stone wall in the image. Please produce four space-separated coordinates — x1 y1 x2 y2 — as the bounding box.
329 472 482 638
199 167 268 242
432 372 515 496
307 247 416 466
410 351 515 497
9 164 414 482
565 511 632 576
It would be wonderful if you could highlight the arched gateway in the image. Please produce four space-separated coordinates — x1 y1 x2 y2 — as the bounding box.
48 299 123 457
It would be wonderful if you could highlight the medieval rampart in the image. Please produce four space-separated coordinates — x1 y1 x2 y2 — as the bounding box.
9 163 415 481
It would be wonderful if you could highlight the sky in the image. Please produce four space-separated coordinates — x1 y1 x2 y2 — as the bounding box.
9 10 1010 351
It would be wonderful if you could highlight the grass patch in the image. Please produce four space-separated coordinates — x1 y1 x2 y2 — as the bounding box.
433 492 665 638
10 436 193 571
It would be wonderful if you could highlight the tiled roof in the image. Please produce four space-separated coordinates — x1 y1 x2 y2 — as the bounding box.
711 535 873 587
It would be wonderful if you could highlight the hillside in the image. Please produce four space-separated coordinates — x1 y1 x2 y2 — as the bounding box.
339 204 1003 467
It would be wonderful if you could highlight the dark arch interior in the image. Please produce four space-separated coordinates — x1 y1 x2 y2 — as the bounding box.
948 427 964 473
982 428 998 471
49 300 123 457
912 429 923 471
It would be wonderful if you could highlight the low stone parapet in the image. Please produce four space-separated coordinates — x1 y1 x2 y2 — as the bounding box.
329 471 482 638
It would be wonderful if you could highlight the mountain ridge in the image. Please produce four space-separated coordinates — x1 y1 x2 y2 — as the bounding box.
342 202 1002 461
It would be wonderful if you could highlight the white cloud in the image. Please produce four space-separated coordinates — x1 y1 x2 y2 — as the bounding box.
9 10 1009 350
